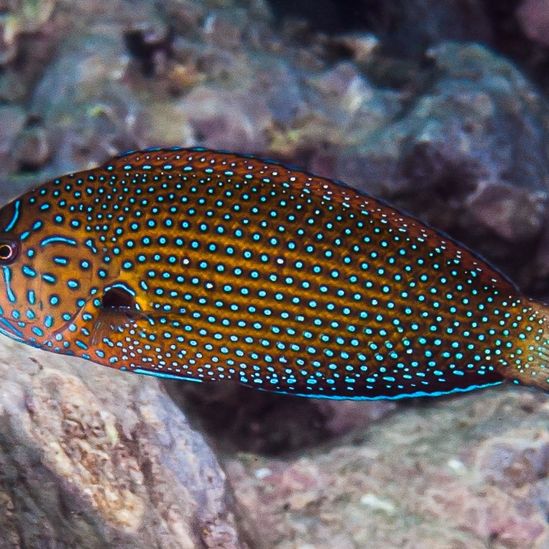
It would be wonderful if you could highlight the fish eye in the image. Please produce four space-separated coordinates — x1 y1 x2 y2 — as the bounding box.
0 238 19 264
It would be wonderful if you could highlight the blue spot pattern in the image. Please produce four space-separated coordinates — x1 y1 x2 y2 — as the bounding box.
0 147 545 399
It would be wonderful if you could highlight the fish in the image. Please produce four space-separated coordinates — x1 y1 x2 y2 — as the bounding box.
0 146 546 400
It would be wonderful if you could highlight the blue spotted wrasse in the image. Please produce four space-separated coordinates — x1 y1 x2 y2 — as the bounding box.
0 147 546 400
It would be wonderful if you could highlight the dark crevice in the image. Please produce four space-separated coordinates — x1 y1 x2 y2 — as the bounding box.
267 0 549 92
165 382 335 457
269 0 372 34
124 26 174 77
481 0 549 91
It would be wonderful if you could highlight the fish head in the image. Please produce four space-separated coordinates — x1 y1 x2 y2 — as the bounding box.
0 189 102 348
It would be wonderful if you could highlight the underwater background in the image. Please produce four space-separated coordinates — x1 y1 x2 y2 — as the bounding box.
0 0 548 547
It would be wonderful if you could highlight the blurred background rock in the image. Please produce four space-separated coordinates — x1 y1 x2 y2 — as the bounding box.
0 0 547 547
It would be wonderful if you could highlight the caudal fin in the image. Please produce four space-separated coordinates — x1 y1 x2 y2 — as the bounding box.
500 299 549 390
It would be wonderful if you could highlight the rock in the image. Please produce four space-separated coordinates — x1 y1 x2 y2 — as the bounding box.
517 0 549 47
166 383 395 455
12 125 51 171
179 86 273 152
534 222 549 292
313 42 549 288
29 27 138 172
0 337 243 548
226 389 549 548
269 0 492 55
476 431 549 489
466 182 547 242
0 69 27 102
0 105 26 177
0 0 56 65
331 32 380 65
124 22 173 77
0 105 26 154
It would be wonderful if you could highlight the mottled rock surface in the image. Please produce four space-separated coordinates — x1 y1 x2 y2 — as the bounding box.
0 338 242 548
0 0 547 547
518 0 549 47
225 388 549 548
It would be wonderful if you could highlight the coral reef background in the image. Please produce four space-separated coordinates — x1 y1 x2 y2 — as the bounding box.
0 0 547 547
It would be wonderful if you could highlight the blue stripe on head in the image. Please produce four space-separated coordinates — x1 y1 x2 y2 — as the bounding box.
105 281 136 296
4 200 21 232
2 266 16 303
40 236 77 248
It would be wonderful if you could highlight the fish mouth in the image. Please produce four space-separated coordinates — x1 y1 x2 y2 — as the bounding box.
0 316 24 341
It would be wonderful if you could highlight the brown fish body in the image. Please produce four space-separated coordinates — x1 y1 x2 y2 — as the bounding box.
0 147 546 399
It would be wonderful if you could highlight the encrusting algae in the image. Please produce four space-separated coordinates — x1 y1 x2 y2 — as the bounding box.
0 147 546 399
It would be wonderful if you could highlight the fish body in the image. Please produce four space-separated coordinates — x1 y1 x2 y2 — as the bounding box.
0 147 546 399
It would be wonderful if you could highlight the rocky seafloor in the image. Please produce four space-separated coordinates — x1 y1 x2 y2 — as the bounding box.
0 0 548 547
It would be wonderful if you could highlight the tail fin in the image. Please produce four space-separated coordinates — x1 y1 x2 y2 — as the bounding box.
502 299 549 390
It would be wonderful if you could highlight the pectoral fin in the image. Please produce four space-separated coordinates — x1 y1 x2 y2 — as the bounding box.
91 284 151 345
